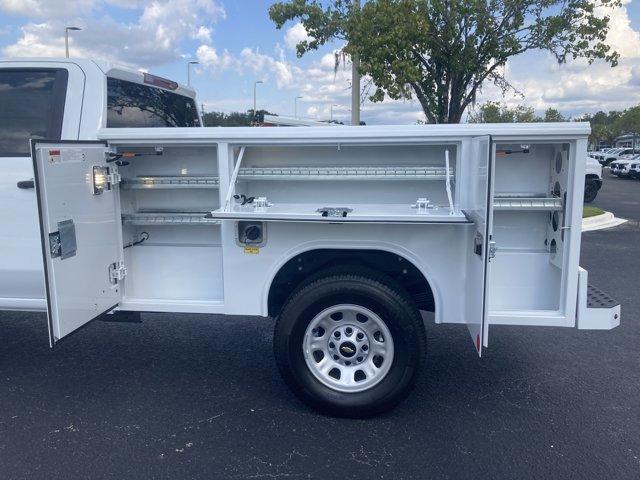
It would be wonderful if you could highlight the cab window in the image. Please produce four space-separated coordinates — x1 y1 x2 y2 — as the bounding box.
0 69 68 156
107 77 200 128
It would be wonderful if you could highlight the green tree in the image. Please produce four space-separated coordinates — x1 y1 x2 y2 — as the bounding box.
270 0 620 123
575 110 622 147
467 101 514 123
202 110 275 127
612 106 640 137
543 108 566 122
468 102 540 123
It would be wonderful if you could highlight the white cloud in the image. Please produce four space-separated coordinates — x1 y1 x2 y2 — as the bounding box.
239 47 298 88
284 22 312 51
0 0 98 18
595 0 640 59
196 44 235 71
193 26 213 44
1 0 226 69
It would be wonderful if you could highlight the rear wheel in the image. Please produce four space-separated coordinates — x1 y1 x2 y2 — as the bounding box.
273 268 426 417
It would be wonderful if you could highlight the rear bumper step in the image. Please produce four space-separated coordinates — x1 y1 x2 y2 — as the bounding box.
577 267 620 330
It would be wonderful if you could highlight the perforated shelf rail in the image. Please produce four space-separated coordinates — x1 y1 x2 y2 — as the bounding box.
122 176 220 189
122 213 220 226
120 166 456 189
493 197 563 211
587 284 619 309
236 165 453 180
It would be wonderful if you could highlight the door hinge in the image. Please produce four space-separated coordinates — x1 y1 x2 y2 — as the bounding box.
488 240 497 260
107 167 121 186
109 262 127 283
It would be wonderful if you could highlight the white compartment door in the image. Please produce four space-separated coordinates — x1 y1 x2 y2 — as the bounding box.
463 135 494 356
32 141 122 346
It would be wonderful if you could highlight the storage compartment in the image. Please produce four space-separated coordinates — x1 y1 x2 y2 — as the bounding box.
488 143 571 315
213 143 468 223
116 145 223 307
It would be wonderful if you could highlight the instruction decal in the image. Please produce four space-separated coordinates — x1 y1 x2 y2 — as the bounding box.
244 246 260 255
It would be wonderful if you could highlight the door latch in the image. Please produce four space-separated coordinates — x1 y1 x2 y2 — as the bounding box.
488 240 497 260
474 232 483 256
49 220 77 260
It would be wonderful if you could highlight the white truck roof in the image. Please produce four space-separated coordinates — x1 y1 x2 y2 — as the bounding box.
0 57 197 99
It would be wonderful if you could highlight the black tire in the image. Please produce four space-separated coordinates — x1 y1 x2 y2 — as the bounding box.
584 180 599 203
273 267 426 418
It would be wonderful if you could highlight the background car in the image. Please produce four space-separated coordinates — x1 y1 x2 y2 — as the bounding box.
609 155 639 177
598 148 640 166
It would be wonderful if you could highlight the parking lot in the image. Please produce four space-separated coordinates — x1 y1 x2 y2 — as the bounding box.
0 174 638 480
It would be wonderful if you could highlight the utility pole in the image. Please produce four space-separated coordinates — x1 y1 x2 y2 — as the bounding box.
64 26 81 58
351 0 361 126
187 61 199 87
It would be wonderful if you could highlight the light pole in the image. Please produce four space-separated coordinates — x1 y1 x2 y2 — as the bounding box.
253 80 264 116
64 26 81 58
294 96 303 118
330 104 339 122
351 0 361 125
187 61 199 87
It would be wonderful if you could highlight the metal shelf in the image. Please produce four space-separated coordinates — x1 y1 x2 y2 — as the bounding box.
122 213 220 226
493 197 562 211
122 176 219 189
236 165 452 180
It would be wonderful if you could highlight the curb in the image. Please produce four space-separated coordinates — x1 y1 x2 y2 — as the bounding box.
582 211 627 232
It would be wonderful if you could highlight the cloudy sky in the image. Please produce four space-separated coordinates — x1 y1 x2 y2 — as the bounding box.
1 0 639 124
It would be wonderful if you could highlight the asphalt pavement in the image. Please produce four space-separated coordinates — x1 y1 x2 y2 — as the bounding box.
0 172 638 480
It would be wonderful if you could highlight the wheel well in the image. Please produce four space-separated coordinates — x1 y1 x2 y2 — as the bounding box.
268 249 435 317
586 174 600 180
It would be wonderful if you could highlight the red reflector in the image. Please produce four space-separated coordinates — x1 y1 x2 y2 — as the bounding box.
476 334 480 352
49 149 60 155
143 72 178 91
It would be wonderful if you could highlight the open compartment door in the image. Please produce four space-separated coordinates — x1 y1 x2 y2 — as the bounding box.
32 141 123 346
463 136 494 356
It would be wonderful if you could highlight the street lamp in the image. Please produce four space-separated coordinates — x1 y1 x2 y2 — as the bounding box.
294 96 303 118
64 26 81 58
330 104 340 122
253 80 264 116
187 61 199 87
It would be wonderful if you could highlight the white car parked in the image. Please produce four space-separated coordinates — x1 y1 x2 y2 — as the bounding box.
594 147 640 166
610 154 640 178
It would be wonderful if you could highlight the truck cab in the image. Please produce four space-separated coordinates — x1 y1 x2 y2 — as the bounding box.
0 58 200 311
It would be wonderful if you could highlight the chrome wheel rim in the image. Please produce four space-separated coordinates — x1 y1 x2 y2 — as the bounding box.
303 304 395 393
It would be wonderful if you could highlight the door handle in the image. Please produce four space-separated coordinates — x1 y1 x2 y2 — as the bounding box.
17 180 35 189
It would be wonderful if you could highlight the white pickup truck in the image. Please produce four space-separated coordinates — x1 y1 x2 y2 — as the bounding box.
2 58 621 417
0 58 201 311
